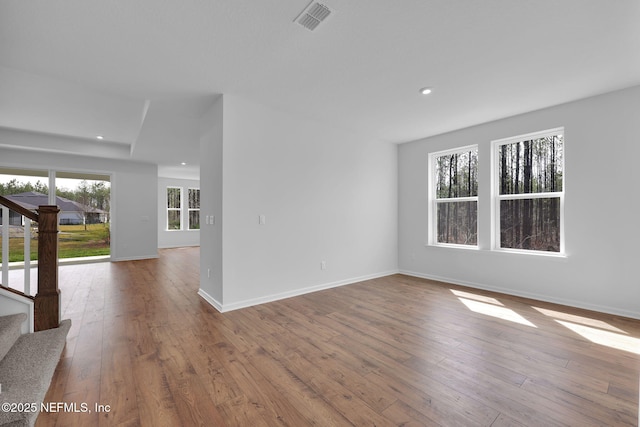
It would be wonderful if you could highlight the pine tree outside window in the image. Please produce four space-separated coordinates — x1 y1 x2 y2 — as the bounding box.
167 187 181 230
188 188 200 230
429 145 478 247
493 128 564 254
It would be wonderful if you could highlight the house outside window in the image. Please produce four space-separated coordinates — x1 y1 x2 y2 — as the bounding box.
167 187 181 230
429 145 478 247
493 128 564 254
188 188 200 230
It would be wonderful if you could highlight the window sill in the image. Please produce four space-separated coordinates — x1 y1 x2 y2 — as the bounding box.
426 244 568 261
491 248 567 259
427 243 479 251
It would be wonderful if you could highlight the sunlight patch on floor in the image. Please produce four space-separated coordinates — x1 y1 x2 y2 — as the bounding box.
450 289 504 306
532 306 628 334
457 297 536 327
555 320 640 355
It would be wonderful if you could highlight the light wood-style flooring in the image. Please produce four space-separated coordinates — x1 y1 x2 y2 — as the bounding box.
37 247 639 426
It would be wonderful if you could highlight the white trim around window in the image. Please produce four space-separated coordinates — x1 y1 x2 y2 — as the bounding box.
428 144 479 248
491 127 565 256
187 187 200 230
167 186 182 231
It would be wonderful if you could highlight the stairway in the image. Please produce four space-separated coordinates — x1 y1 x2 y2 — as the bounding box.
0 313 70 427
1 198 62 332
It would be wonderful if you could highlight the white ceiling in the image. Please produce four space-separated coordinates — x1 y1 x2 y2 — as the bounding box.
1 0 639 180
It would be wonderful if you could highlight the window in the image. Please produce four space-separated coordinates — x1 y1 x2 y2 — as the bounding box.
188 188 200 230
167 187 181 230
429 145 478 247
493 128 564 254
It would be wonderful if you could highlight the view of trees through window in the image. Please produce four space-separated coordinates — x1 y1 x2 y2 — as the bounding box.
429 129 564 254
497 133 563 252
188 188 200 230
433 147 478 246
0 169 111 261
167 187 182 230
167 187 200 231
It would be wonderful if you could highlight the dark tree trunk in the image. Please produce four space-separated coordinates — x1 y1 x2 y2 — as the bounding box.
514 143 521 246
522 141 533 249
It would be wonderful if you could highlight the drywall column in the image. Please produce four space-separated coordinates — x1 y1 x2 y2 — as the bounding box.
198 96 224 308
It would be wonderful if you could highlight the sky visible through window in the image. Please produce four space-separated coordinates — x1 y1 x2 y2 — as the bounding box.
0 172 112 260
0 175 110 192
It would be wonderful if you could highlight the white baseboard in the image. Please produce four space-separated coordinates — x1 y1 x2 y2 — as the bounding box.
200 270 398 313
158 243 200 249
197 288 223 312
399 269 640 320
111 254 159 262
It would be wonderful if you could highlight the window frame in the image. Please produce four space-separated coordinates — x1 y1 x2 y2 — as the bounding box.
491 127 565 256
428 144 479 249
166 186 182 231
187 187 200 231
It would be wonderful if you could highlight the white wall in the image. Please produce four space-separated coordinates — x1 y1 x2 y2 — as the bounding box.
158 177 200 248
399 85 640 319
199 95 398 311
199 96 224 306
0 144 158 261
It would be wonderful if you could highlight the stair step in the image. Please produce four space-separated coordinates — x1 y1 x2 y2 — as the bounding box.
0 319 71 427
0 313 27 360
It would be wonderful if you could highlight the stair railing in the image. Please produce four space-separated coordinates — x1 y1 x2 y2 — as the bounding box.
0 195 60 331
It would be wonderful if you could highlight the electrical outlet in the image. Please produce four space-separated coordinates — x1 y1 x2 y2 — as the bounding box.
321 261 326 270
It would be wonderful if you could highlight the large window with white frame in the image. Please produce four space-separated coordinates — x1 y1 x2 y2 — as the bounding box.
429 145 478 247
167 187 182 230
493 128 564 254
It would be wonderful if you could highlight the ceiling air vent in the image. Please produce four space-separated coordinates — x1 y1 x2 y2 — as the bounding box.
294 2 333 31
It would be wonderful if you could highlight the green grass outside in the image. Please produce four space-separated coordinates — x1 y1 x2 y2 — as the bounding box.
0 223 110 262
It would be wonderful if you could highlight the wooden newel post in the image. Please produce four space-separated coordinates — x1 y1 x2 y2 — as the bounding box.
34 205 60 331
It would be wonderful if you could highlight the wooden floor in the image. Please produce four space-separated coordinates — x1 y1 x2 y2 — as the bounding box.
36 247 639 426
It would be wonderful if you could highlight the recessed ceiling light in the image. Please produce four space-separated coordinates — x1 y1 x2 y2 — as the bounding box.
420 87 433 95
96 135 104 140
181 162 187 166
